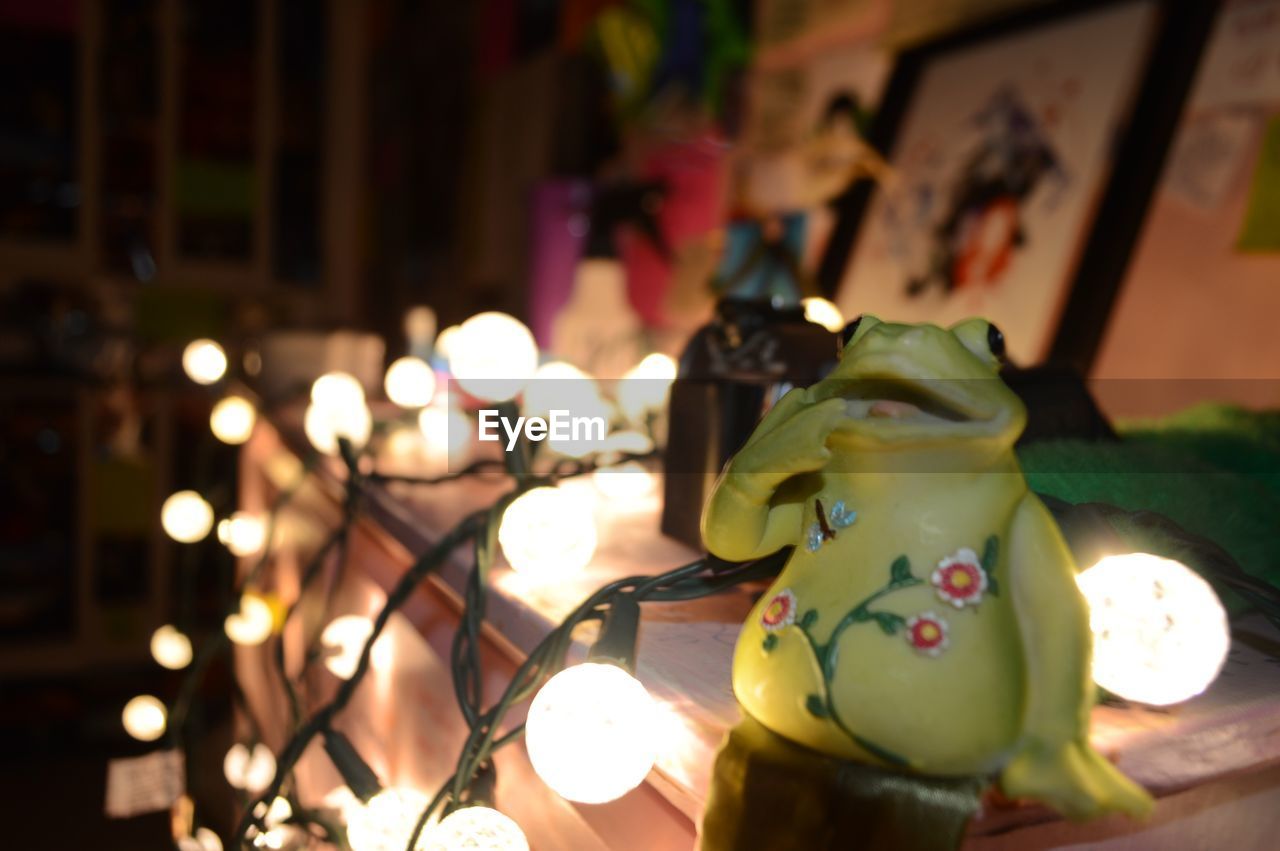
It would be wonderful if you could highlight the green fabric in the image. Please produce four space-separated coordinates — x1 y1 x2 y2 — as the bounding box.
1017 403 1280 613
700 712 985 851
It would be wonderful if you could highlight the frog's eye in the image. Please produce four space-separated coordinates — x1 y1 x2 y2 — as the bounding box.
987 323 1006 360
838 314 880 354
951 318 1005 367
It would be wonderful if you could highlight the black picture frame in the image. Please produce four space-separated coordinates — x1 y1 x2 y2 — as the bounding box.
817 0 1218 371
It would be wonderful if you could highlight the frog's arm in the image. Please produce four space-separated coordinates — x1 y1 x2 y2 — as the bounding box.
700 388 838 562
702 472 803 561
1001 493 1153 820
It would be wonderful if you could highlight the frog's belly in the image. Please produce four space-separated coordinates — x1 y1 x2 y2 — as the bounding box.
733 586 1023 774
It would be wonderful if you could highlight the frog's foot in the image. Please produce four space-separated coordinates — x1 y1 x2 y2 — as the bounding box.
1000 740 1153 821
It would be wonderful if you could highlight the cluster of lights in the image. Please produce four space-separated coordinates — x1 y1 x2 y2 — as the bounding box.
224 743 277 793
320 615 392 679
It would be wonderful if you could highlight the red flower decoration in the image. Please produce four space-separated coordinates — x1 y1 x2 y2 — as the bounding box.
932 548 988 609
906 611 949 657
761 589 797 632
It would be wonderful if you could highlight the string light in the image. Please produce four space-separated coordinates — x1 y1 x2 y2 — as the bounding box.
224 743 276 793
424 806 528 851
122 694 167 742
319 615 391 679
592 461 656 501
150 624 193 670
178 827 223 851
162 490 215 543
311 371 366 408
617 353 677 421
525 662 658 804
802 296 845 332
418 403 473 467
1077 553 1230 706
433 324 460 367
225 593 275 646
183 339 227 385
524 361 612 458
497 486 597 580
304 397 372 456
447 312 539 402
210 396 257 445
345 787 431 851
385 356 437 408
217 511 266 557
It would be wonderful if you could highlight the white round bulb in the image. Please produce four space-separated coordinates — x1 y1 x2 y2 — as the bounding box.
802 297 845 332
418 404 473 467
525 662 658 803
497 487 597 580
346 787 431 851
425 806 528 851
434 325 460 365
320 615 391 679
217 512 266 557
161 490 214 543
183 339 227 385
592 461 656 501
194 827 223 851
311 371 366 407
226 742 277 792
122 694 167 742
210 396 257 445
1077 552 1230 706
384 356 437 408
448 312 539 402
617 353 677 421
150 624 193 670
304 399 373 456
225 593 274 646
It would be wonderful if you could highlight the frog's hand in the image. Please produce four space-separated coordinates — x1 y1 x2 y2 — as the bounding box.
1001 740 1153 821
701 394 843 561
1001 493 1153 820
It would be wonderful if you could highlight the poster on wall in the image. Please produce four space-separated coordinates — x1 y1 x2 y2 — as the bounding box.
835 1 1159 364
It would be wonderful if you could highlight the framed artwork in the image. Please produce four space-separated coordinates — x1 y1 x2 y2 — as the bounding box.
832 0 1217 366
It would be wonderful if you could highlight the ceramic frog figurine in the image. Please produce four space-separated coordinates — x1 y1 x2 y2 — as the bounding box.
702 316 1152 822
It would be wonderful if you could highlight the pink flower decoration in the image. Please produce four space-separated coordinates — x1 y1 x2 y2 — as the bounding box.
931 548 988 609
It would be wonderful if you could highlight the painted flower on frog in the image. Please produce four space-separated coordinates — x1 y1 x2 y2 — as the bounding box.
760 589 797 631
905 611 949 657
931 547 988 609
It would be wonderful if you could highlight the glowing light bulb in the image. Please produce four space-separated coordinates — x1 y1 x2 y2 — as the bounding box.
418 404 473 467
122 694 167 742
162 490 215 543
592 461 656 501
525 662 658 804
196 827 223 851
346 787 431 851
448 312 539 402
150 624 193 670
304 399 373 456
178 827 224 851
210 396 257 444
217 511 266 557
384 356 437 408
225 593 275 646
424 806 528 851
320 615 391 678
224 742 276 792
617 353 677 421
802 297 845 332
524 361 612 458
497 487 597 580
183 339 227 385
1077 553 1230 706
311 371 366 408
434 324 460 365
